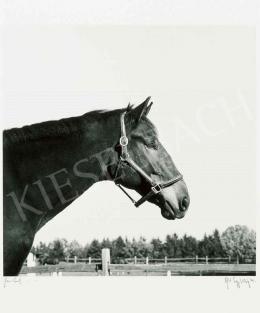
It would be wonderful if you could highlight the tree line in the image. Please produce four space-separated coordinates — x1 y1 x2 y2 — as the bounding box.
32 225 256 264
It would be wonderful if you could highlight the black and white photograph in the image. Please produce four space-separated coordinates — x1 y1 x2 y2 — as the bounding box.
1 1 258 313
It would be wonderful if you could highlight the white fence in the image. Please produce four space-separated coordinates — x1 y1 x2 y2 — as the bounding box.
62 255 254 265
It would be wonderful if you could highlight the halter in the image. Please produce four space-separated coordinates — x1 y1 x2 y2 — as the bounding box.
113 112 183 207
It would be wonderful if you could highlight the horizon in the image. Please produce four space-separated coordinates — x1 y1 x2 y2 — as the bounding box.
32 224 256 247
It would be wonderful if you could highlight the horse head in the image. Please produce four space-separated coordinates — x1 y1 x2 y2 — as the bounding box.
110 97 190 220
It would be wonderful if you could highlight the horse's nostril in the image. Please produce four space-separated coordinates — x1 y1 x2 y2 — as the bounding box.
180 197 189 211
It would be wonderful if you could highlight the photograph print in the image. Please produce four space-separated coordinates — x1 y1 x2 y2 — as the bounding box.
2 25 256 277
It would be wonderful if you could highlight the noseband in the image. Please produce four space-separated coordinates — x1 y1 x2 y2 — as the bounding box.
113 112 183 207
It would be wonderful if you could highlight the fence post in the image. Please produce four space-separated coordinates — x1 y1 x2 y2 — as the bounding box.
146 257 149 265
66 256 69 263
27 252 36 267
102 248 110 276
236 255 239 264
228 256 231 263
88 257 91 264
195 255 198 264
165 256 167 264
74 256 77 264
134 256 137 264
205 256 208 264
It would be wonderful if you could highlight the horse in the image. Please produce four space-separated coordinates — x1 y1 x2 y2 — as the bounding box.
3 97 190 275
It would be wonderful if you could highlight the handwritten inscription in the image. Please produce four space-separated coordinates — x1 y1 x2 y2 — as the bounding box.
4 277 21 287
225 277 255 290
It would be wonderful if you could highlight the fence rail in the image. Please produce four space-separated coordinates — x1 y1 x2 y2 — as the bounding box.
63 257 102 264
58 255 255 265
25 252 255 267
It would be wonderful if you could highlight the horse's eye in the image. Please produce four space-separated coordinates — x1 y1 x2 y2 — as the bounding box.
152 142 159 150
145 140 159 150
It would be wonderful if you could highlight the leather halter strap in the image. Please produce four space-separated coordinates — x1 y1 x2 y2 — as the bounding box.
114 112 183 207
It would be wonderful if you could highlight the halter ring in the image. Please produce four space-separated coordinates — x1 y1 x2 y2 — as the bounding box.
119 136 128 147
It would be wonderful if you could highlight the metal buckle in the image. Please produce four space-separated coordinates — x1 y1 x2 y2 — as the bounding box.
151 184 162 194
119 136 128 147
120 153 129 161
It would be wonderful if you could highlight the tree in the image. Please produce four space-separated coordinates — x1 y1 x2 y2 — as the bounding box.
198 234 210 257
210 229 225 257
109 237 137 263
112 236 129 263
221 225 256 260
165 234 183 257
129 237 152 259
101 238 113 250
198 231 225 258
48 239 66 260
86 239 101 258
33 241 49 264
124 237 135 259
67 240 84 258
182 234 198 257
150 238 164 258
34 241 48 257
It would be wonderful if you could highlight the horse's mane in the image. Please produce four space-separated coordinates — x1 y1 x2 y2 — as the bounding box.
3 101 153 146
3 108 127 146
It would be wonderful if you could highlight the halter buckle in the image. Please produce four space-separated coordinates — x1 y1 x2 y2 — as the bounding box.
119 136 128 147
151 184 162 194
120 153 129 161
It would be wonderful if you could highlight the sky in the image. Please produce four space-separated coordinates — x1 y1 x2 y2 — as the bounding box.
2 25 256 245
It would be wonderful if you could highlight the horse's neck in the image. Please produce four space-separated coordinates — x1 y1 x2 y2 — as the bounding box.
4 112 119 232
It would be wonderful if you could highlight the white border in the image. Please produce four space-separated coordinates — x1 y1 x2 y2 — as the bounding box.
1 1 258 312
1 0 258 25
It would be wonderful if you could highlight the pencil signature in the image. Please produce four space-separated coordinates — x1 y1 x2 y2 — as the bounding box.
4 277 22 287
224 277 256 290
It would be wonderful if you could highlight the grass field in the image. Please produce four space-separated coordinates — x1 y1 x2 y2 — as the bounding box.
20 262 256 276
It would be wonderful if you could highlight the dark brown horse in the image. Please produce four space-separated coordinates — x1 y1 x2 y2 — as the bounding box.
3 97 190 275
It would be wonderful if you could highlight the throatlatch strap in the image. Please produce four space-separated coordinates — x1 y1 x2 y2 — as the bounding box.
116 184 136 204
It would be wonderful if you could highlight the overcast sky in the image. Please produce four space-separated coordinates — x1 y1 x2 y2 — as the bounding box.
3 25 255 245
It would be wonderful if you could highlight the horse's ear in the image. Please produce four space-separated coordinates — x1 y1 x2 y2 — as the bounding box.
128 97 153 124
